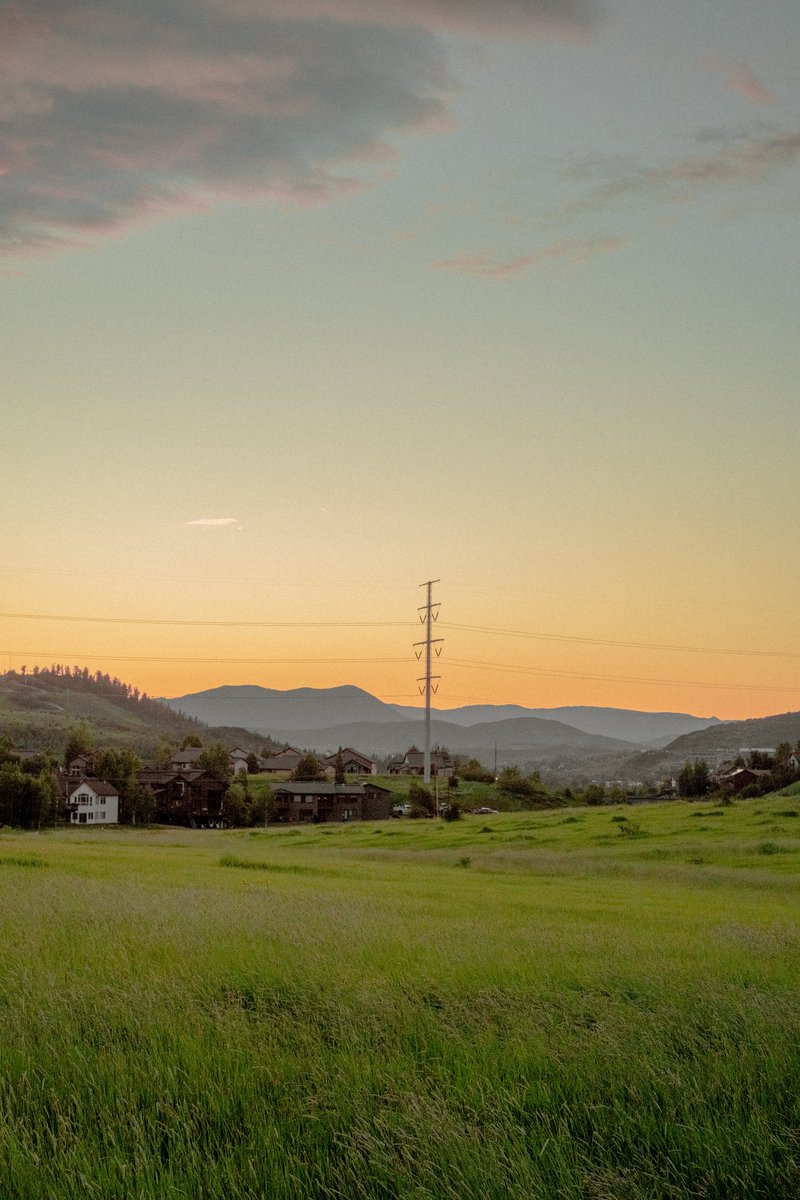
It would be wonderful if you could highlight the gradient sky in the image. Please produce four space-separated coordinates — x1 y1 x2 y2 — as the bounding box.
2 0 799 719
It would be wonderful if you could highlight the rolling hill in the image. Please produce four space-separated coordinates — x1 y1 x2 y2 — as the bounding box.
164 684 414 732
602 710 800 782
0 671 279 760
390 702 720 746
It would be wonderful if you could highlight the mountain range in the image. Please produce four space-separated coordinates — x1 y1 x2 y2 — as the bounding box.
165 684 719 747
163 684 727 779
3 672 798 788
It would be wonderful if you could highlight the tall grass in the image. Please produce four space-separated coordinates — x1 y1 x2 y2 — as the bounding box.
0 801 798 1197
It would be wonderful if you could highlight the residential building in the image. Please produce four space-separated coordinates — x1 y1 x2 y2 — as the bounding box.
323 748 376 776
65 779 119 825
272 782 392 823
387 748 455 778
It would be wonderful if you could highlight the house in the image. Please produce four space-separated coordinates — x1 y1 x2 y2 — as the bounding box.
168 746 205 772
229 747 250 775
137 769 227 827
260 747 305 773
388 748 454 779
272 782 393 824
66 752 96 778
170 745 252 775
716 767 772 792
65 779 119 825
323 748 376 776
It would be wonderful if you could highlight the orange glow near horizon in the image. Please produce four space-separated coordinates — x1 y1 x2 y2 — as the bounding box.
1 572 798 721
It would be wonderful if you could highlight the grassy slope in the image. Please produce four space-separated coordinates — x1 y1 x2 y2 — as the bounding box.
1 800 799 1198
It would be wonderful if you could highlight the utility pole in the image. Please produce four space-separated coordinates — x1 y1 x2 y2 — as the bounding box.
414 580 443 785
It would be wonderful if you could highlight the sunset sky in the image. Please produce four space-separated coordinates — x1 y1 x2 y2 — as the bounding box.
2 0 799 720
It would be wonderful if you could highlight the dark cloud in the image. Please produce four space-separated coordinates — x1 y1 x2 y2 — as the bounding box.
0 0 601 260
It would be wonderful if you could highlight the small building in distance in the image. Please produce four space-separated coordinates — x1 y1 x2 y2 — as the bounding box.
229 747 250 775
323 748 377 776
168 746 205 772
715 767 772 792
65 779 119 825
388 748 455 779
260 747 305 773
169 745 252 776
272 782 393 824
66 752 96 778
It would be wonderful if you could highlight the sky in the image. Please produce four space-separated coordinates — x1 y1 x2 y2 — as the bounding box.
2 0 799 720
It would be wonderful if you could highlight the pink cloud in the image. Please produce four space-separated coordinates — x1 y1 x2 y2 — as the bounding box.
717 63 775 105
571 129 800 213
222 0 600 42
0 0 601 264
434 235 627 278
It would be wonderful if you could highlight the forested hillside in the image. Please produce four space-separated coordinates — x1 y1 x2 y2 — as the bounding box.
0 669 279 760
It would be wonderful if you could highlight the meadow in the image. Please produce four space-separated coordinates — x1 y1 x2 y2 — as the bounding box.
1 797 799 1199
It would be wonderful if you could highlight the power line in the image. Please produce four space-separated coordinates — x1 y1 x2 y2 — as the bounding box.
0 650 408 666
442 622 799 661
1 609 792 661
0 611 413 630
446 657 800 695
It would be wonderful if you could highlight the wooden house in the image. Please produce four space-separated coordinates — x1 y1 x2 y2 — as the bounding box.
323 748 377 776
272 782 392 824
137 769 227 827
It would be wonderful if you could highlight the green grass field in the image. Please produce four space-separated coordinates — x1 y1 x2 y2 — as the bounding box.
1 798 799 1198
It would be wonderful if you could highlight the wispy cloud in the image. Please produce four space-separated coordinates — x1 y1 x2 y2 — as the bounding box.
183 517 240 527
0 0 600 262
434 234 627 278
571 129 800 211
709 61 775 105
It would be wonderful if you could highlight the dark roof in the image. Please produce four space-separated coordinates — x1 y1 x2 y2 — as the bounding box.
261 750 305 770
274 783 365 797
169 747 205 764
137 769 210 784
274 782 390 796
324 747 375 765
403 750 452 767
67 778 119 798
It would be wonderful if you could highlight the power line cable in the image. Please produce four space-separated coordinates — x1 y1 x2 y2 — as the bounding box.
0 611 412 629
446 657 799 695
443 623 797 661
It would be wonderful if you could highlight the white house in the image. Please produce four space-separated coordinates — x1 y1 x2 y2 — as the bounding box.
66 779 120 825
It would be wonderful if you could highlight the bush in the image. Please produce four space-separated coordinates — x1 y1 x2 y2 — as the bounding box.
408 782 434 815
443 801 461 822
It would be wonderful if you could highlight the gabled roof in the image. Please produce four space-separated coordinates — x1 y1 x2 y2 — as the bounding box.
324 747 375 766
169 746 205 764
403 749 452 768
261 748 305 769
67 778 119 798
